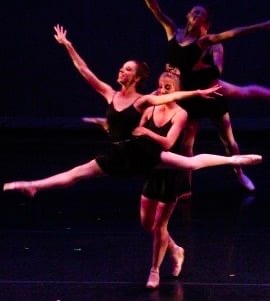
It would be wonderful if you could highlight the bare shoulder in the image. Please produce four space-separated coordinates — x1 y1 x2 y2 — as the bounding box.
174 106 188 121
133 93 151 111
106 89 118 104
143 105 154 115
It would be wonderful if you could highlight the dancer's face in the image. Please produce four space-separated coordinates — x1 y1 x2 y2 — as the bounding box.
117 61 140 87
186 6 209 30
157 74 180 95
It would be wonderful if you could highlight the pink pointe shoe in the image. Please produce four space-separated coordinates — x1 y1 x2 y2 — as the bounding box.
3 181 37 198
232 154 262 166
171 246 185 277
146 269 160 289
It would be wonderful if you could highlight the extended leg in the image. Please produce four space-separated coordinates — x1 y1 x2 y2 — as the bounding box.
219 80 270 100
3 159 105 197
212 112 255 191
160 152 262 170
178 119 200 199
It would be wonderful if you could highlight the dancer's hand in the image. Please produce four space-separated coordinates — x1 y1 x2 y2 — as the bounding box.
231 154 262 166
199 84 223 99
133 126 148 136
54 24 70 45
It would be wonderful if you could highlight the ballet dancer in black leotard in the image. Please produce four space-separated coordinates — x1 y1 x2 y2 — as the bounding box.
3 25 262 198
138 70 186 288
144 0 270 196
82 70 205 288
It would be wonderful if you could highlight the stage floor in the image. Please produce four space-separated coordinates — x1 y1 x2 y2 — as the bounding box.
0 127 269 300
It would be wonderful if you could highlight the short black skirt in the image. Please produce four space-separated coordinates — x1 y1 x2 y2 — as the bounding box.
95 137 163 176
142 169 187 203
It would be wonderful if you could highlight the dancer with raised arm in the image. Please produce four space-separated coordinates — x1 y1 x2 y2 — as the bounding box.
3 25 262 198
81 70 206 288
2 26 262 291
144 0 270 197
4 81 259 197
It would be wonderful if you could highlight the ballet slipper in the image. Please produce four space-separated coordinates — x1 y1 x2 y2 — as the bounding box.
231 154 262 166
146 269 160 289
237 173 255 191
3 181 37 198
170 246 185 277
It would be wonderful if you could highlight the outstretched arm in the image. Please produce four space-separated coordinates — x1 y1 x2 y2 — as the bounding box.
53 24 114 101
199 20 270 48
136 85 221 107
144 0 178 39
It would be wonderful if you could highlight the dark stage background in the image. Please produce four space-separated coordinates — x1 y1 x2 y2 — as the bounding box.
0 4 269 300
1 0 270 126
0 0 270 227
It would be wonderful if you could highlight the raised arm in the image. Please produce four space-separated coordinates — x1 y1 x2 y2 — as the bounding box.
53 24 114 102
199 19 270 48
144 0 178 40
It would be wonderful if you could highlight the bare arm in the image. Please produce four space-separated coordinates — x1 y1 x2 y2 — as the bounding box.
211 44 224 74
136 85 221 107
53 24 114 102
144 0 178 39
138 108 151 127
133 109 187 150
199 20 270 48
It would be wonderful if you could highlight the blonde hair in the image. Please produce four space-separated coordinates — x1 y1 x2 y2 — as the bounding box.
160 66 181 90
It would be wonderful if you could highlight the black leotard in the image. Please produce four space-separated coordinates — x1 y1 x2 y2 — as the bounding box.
167 36 202 75
96 94 144 175
96 98 164 176
96 134 164 176
141 108 184 203
167 37 228 119
105 94 142 142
